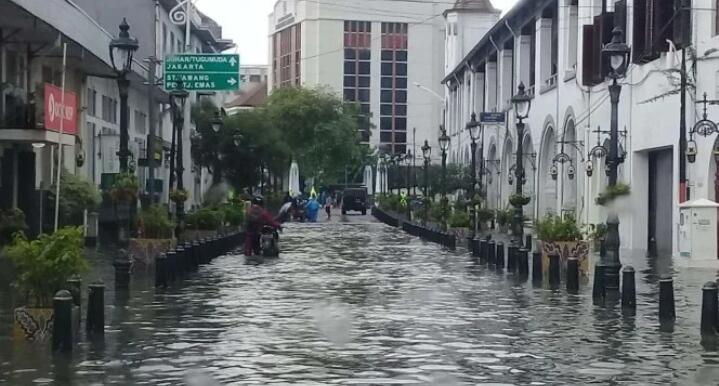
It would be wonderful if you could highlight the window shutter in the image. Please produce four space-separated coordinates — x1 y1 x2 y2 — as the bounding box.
633 0 647 62
614 0 627 34
673 0 691 48
582 25 595 86
601 12 615 79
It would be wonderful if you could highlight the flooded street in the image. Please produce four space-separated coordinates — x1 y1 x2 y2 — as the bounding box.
3 216 719 385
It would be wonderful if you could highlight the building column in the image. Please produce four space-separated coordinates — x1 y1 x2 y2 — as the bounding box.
537 18 553 90
514 35 531 92
484 61 498 112
474 72 485 115
498 49 513 111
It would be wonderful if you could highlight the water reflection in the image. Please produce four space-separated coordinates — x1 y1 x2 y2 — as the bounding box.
0 220 718 384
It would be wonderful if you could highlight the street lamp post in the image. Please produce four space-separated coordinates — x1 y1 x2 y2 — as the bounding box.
210 109 224 184
601 27 631 294
170 87 189 223
439 126 450 199
467 113 482 238
109 18 139 173
406 150 413 219
422 140 432 222
511 83 532 248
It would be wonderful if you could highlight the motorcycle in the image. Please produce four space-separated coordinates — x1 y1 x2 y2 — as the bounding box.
260 225 280 258
292 199 308 222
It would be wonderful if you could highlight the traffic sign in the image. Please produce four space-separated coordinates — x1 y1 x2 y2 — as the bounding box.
164 54 240 91
480 112 506 124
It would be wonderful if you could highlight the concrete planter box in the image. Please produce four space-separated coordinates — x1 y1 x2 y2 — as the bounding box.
129 238 175 273
180 230 218 243
540 240 590 277
449 227 469 241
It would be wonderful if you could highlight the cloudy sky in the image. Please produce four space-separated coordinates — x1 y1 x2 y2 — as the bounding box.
196 0 519 65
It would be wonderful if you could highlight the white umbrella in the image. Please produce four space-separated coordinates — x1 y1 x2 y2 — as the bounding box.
364 165 374 195
289 160 300 197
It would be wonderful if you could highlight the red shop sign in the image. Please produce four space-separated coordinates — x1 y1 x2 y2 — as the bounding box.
44 83 77 135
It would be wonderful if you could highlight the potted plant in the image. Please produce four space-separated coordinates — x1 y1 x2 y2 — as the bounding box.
509 194 531 207
476 207 495 231
495 208 513 233
169 189 189 204
3 227 87 341
50 169 102 226
535 213 590 276
183 207 223 241
110 173 139 223
595 183 630 206
131 205 176 272
586 223 608 251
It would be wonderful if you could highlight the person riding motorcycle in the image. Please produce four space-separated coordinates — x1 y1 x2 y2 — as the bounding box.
244 196 282 256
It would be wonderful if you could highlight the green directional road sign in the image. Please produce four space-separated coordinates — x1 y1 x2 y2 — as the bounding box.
164 54 240 91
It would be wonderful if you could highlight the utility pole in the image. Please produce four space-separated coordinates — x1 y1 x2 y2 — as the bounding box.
146 57 159 206
679 48 688 202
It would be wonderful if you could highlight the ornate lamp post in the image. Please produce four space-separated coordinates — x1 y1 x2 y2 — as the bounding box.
406 149 413 219
422 140 432 222
439 126 450 199
170 87 189 222
601 27 631 294
109 18 139 173
511 82 532 247
466 113 481 238
210 109 224 184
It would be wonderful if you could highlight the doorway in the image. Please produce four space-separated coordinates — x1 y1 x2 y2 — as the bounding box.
648 149 673 256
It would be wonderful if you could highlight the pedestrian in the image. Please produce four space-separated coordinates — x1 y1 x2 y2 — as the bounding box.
325 194 333 220
306 197 320 223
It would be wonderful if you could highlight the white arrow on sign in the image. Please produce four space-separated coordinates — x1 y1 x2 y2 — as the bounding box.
227 77 237 86
229 57 237 67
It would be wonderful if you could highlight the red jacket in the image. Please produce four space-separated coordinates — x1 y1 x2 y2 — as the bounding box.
246 205 280 233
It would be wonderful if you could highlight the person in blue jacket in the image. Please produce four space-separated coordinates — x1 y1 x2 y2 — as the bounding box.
306 197 321 222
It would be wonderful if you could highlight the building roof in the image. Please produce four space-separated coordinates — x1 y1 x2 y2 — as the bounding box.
452 0 500 13
225 82 268 109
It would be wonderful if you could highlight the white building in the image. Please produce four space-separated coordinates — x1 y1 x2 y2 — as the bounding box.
443 0 717 258
268 0 449 157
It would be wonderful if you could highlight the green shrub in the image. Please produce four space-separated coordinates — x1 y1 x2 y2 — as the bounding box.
0 208 28 245
509 194 531 207
50 170 102 226
110 172 140 202
185 207 222 230
3 227 88 307
448 210 470 228
220 203 245 227
596 183 631 206
495 209 513 227
430 198 451 224
138 205 174 239
477 207 495 223
535 213 583 242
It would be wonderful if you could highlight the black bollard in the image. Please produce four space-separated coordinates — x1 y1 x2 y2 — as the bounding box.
471 238 480 258
155 253 169 288
52 290 73 352
532 252 543 283
193 240 201 266
518 248 529 277
166 250 178 283
86 282 105 334
659 276 676 322
566 258 579 292
593 264 606 304
113 255 131 290
548 253 561 286
496 242 505 270
198 239 207 264
525 234 532 252
701 281 718 335
175 246 186 276
507 245 518 273
621 266 636 310
488 240 497 265
479 240 488 264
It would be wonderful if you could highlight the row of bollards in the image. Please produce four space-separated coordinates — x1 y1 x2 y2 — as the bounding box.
154 232 244 289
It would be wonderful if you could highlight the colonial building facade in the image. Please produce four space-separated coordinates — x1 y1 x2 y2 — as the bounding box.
443 0 716 258
268 0 448 157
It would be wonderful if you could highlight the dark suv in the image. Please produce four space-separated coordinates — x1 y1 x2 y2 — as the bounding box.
342 187 368 215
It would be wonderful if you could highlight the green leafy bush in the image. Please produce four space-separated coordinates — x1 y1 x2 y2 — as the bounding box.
137 205 174 239
220 203 245 227
477 207 495 223
50 170 102 226
448 210 470 228
535 213 583 242
169 189 189 204
3 227 88 307
495 209 513 227
0 208 28 245
430 197 451 224
110 172 140 202
596 183 631 206
185 207 223 230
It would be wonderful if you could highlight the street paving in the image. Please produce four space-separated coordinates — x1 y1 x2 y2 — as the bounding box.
2 214 719 385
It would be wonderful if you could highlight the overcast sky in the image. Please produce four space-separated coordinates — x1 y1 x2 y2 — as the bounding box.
196 0 519 65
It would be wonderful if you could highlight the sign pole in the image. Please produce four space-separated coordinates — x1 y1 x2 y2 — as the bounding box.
53 43 68 232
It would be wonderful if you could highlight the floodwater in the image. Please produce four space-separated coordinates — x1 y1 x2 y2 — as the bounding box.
2 216 719 385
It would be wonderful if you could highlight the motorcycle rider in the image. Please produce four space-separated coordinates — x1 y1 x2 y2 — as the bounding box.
245 196 282 256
